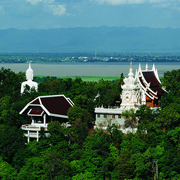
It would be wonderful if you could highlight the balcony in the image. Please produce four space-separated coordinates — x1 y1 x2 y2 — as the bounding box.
21 124 47 131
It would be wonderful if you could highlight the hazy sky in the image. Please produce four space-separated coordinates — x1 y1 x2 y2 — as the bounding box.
0 0 180 29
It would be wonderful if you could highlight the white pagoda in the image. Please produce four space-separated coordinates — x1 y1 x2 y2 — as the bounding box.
21 63 38 94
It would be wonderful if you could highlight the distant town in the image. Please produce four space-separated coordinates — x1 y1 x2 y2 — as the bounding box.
0 53 180 63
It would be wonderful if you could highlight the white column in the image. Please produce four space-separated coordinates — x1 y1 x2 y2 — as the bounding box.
37 131 39 142
32 117 34 125
28 131 30 143
44 114 46 126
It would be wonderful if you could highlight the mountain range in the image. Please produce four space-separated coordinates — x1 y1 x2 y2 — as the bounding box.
0 26 180 53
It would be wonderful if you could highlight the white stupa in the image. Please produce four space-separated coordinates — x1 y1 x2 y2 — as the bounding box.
120 61 141 109
21 63 38 93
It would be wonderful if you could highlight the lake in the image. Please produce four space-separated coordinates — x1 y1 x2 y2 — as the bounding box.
0 62 179 77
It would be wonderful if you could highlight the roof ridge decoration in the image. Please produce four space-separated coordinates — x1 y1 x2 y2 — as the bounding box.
155 67 161 84
142 72 158 96
138 63 141 73
136 64 158 99
146 63 148 71
152 63 155 71
135 69 138 81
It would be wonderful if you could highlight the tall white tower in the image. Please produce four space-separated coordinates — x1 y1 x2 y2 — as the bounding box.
120 62 141 109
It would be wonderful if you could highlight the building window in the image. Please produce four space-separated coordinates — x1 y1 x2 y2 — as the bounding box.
112 115 115 118
118 115 121 118
104 114 107 118
97 114 100 118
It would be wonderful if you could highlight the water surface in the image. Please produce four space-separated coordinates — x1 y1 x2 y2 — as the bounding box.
0 62 179 77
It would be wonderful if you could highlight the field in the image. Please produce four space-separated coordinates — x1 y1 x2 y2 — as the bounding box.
34 75 120 82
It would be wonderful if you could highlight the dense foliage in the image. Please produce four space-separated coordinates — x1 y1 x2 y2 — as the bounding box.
0 67 180 179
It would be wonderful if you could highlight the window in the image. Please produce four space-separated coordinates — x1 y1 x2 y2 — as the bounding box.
112 115 115 118
34 117 43 123
97 114 100 118
104 114 107 118
118 114 121 118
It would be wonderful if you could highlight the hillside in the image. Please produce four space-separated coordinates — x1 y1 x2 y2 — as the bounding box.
0 26 180 53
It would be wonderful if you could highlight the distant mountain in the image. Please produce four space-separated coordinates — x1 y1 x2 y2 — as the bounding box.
0 26 180 53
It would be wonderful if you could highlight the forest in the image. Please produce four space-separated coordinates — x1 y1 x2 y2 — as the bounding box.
0 66 180 180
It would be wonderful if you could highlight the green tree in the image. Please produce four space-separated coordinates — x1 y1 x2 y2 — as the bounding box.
47 121 68 145
131 145 164 180
0 157 17 180
112 148 135 180
17 156 46 180
43 148 70 180
72 171 96 180
122 108 137 130
0 125 26 164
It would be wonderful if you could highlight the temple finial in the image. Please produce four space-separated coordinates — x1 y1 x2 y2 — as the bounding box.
128 61 134 78
146 63 148 71
130 61 132 68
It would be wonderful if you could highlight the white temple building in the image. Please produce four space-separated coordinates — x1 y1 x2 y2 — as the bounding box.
20 95 74 143
21 63 38 94
94 62 165 131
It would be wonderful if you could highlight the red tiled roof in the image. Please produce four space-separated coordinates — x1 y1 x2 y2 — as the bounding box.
31 98 40 105
20 95 74 118
138 71 165 99
142 71 160 87
40 96 72 116
151 87 165 96
28 109 44 116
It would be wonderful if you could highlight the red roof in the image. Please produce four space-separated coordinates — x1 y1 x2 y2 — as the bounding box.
142 71 160 87
31 98 40 105
138 70 165 99
40 96 72 116
28 109 44 116
20 95 74 118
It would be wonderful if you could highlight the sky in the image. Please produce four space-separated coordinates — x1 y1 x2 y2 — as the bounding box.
0 0 180 29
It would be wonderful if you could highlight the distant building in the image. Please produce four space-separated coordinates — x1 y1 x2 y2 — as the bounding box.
94 62 165 131
20 95 74 143
20 63 38 94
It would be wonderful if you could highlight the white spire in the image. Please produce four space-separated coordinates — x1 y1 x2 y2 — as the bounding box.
146 63 148 71
26 63 33 81
128 61 134 78
135 69 139 81
152 64 155 71
138 63 141 72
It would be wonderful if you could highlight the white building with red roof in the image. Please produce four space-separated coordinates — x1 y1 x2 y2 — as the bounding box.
20 95 74 143
94 62 165 131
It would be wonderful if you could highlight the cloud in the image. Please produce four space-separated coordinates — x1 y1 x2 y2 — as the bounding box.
92 0 167 5
27 0 42 5
27 0 55 5
0 6 4 14
47 5 66 16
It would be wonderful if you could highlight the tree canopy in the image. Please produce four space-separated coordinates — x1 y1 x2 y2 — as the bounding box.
0 66 179 179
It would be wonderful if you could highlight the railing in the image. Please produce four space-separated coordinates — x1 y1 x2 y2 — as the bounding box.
21 124 47 130
96 106 120 109
24 132 50 138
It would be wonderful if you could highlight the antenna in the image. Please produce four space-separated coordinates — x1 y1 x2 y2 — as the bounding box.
95 50 97 59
